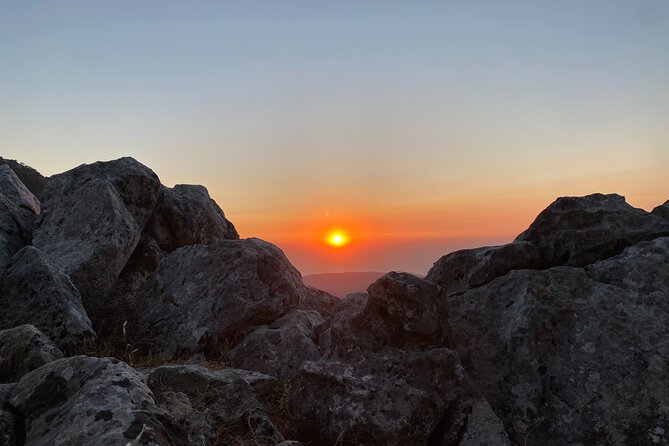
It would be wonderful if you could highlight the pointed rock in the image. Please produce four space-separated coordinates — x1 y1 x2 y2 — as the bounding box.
0 165 40 268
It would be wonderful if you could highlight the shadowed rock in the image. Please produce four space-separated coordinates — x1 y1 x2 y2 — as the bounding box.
137 238 306 358
0 157 47 197
0 383 21 446
0 247 95 351
0 165 40 268
10 356 188 446
0 325 63 383
32 157 161 317
447 237 669 445
227 309 323 379
516 193 669 267
146 365 283 445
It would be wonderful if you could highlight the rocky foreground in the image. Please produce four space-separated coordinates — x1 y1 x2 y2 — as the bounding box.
0 157 668 446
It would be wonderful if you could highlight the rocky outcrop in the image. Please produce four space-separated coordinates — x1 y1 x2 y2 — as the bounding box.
227 310 323 379
0 157 47 197
446 237 669 445
290 273 471 445
0 165 40 268
516 193 669 266
299 286 340 318
137 238 306 357
32 158 161 318
146 365 285 445
426 241 542 294
653 199 669 221
10 356 188 446
145 184 238 253
0 325 63 383
0 247 95 351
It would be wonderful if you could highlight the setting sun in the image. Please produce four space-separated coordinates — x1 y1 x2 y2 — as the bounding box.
325 229 350 247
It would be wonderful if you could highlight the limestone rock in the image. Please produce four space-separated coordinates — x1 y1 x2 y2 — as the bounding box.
0 157 47 197
0 165 40 268
145 184 238 253
227 309 323 379
291 347 471 446
447 237 669 445
32 158 161 317
10 355 188 446
458 399 511 446
0 383 20 446
316 292 368 352
300 286 340 318
146 365 284 445
0 325 63 383
0 247 95 351
137 238 306 357
652 199 669 221
426 241 542 294
515 193 669 266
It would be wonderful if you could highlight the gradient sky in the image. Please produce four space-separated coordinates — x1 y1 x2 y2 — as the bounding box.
1 1 668 274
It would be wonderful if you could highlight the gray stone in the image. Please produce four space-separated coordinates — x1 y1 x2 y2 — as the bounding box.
426 241 542 294
137 238 306 358
316 292 368 352
447 236 669 445
145 184 238 253
32 158 161 319
0 325 63 383
0 383 19 446
652 199 669 221
458 399 511 446
10 355 188 446
146 365 283 445
299 286 340 318
227 310 323 379
0 247 95 351
515 193 669 266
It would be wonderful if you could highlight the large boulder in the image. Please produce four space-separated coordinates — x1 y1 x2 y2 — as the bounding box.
291 347 474 445
652 200 669 221
299 286 340 318
137 238 306 358
0 157 47 197
316 292 368 352
0 383 20 446
426 241 542 294
447 236 669 445
227 309 323 379
0 165 40 268
10 356 188 446
0 247 95 351
144 184 238 253
0 325 63 383
146 365 284 445
515 193 669 267
32 158 161 318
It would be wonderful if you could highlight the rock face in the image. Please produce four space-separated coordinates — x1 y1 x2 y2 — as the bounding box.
137 238 306 357
0 165 40 268
227 310 323 379
0 325 63 383
146 365 284 445
516 193 669 266
10 356 188 446
426 241 542 294
32 158 161 318
290 273 474 445
0 157 47 197
145 184 238 253
447 237 669 445
0 247 95 351
0 383 20 446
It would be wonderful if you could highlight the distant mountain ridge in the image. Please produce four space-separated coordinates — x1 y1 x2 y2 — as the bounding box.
303 271 385 297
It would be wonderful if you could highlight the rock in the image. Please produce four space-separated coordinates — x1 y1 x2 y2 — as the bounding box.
32 158 161 318
291 347 472 446
300 286 341 318
0 325 63 383
316 292 368 352
0 247 95 351
458 399 511 446
156 391 192 424
10 355 188 446
426 241 542 294
0 157 47 197
146 365 284 445
0 165 40 268
515 193 669 266
323 273 448 359
227 310 324 379
652 200 669 221
0 383 20 446
447 237 669 445
145 184 238 253
137 238 306 357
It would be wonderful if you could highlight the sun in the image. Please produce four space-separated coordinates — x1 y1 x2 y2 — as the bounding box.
325 229 350 247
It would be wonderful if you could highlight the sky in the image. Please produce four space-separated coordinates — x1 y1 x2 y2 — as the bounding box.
1 1 668 275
